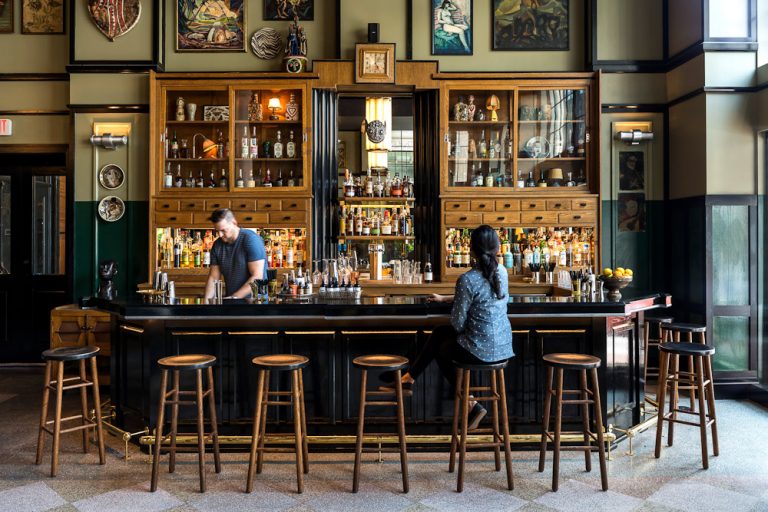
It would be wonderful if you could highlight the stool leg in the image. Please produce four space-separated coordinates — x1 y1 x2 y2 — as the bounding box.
169 370 179 473
206 366 221 474
538 366 554 473
551 368 563 492
704 355 719 456
291 370 304 494
394 369 409 493
51 361 65 477
695 356 709 469
298 368 309 474
89 356 105 465
78 359 89 453
35 361 52 465
687 332 696 413
643 321 650 386
195 369 207 493
579 369 592 472
150 369 169 492
668 354 680 447
256 370 270 474
490 370 502 471
654 350 669 459
448 368 462 473
590 368 608 491
457 369 471 493
497 368 514 491
352 369 367 493
245 370 266 493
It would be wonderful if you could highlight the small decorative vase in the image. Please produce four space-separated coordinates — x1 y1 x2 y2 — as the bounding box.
175 97 185 121
185 103 197 121
467 95 476 122
285 93 299 121
248 92 263 122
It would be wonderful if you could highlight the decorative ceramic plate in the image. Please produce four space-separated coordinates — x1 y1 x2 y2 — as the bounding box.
98 196 125 222
98 164 125 190
522 136 550 158
250 28 282 59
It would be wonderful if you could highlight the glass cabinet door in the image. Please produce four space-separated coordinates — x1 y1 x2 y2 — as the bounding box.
516 88 588 190
446 89 514 189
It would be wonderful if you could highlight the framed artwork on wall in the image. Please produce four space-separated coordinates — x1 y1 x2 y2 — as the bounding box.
355 43 396 84
263 0 313 20
492 0 569 51
0 1 14 33
87 0 141 41
22 0 65 34
618 192 646 232
618 151 645 192
177 0 245 52
432 0 472 55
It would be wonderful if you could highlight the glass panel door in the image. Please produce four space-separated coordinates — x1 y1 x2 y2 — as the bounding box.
0 176 9 275
32 175 65 275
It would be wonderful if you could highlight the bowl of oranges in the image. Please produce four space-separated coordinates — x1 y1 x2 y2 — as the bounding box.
599 267 633 300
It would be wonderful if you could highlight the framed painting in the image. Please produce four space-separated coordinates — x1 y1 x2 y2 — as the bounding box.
22 0 65 34
618 150 645 192
0 0 13 33
493 0 569 50
177 0 245 52
264 0 313 20
355 43 396 84
618 192 646 232
432 0 472 55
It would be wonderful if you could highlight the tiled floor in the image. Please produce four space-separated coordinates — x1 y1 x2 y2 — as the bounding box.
1 368 767 512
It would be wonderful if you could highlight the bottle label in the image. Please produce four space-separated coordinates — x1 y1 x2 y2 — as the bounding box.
425 271 433 282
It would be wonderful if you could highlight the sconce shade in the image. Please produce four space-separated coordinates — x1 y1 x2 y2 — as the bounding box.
548 168 564 180
268 97 282 110
201 136 218 159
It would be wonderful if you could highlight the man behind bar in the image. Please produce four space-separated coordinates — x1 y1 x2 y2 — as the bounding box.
204 208 266 299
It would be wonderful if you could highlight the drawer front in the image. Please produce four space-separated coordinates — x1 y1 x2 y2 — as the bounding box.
520 211 559 224
444 212 482 225
154 200 179 212
558 211 596 224
444 200 470 212
269 211 307 224
520 200 546 211
571 198 597 211
156 212 193 224
482 212 521 225
179 200 205 211
470 200 494 212
494 200 520 211
231 199 257 211
545 199 570 211
235 212 269 224
257 199 281 211
281 199 306 211
205 199 230 211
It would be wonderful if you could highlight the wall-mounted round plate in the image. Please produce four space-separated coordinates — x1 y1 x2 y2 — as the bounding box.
98 164 125 190
98 196 125 222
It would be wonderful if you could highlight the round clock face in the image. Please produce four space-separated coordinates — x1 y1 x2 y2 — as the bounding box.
286 57 303 74
366 120 386 144
98 164 125 190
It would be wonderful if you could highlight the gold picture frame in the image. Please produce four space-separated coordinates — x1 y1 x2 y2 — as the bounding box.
355 43 396 84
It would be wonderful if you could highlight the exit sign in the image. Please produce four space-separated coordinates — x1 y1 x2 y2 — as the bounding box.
0 119 11 136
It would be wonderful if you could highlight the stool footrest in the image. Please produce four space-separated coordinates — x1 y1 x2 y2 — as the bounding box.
457 394 500 402
364 401 399 407
42 421 96 436
47 380 93 392
44 414 88 425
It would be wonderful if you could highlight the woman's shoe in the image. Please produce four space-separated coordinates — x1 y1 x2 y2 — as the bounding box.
467 403 487 430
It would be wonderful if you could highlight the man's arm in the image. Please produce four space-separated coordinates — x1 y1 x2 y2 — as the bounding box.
229 259 265 299
204 265 222 299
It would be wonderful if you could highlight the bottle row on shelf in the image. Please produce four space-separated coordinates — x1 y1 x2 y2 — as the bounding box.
450 166 587 188
339 205 414 238
165 128 301 161
342 168 414 199
162 164 303 189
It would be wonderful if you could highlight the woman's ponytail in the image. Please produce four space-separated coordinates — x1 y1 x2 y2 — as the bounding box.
471 225 504 299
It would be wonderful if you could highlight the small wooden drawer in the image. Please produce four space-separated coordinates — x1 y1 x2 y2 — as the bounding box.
571 198 597 210
483 212 521 225
444 200 470 211
257 199 281 210
494 200 520 211
558 212 596 224
520 211 559 224
444 212 482 225
282 199 306 211
236 213 269 224
154 200 179 212
156 212 193 224
205 199 230 211
231 199 257 211
546 199 570 211
179 200 205 211
470 200 494 212
520 200 546 211
269 211 307 224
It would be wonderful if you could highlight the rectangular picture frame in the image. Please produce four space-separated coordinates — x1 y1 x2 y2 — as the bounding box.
355 43 396 84
22 0 65 34
177 0 246 52
493 0 569 51
0 1 14 33
432 0 473 56
263 0 313 20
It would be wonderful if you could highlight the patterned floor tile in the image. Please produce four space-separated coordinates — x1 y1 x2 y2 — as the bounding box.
534 479 644 512
188 489 298 512
300 487 413 512
0 482 66 512
647 481 759 512
71 482 182 512
419 482 526 512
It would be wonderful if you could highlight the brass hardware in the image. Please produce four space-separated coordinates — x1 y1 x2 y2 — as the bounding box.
536 329 587 334
341 331 419 335
170 331 224 336
228 331 280 335
609 414 658 457
285 331 336 335
120 325 144 334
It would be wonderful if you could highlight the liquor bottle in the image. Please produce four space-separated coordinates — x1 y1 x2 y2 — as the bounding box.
485 170 494 187
478 130 488 158
424 254 433 283
186 170 195 188
254 167 263 186
370 211 380 236
391 173 403 197
286 130 296 158
446 240 454 268
392 208 400 234
503 235 514 269
286 238 295 268
265 238 273 267
506 134 513 160
339 206 346 235
217 130 225 159
207 168 217 188
249 126 259 159
273 130 284 159
537 173 548 187
355 208 363 235
236 168 244 188
489 134 497 159
295 233 304 267
361 210 370 236
493 134 502 159
565 171 576 187
365 168 374 197
523 243 533 271
245 169 256 188
181 237 191 268
453 238 463 268
375 171 384 197
241 125 249 159
202 230 212 267
287 169 296 187
275 169 284 187
193 232 203 267
525 170 536 188
382 210 392 235
275 239 283 268
170 130 179 159
461 239 471 267
175 164 184 188
516 169 525 188
164 162 173 188
219 168 228 188
343 169 355 197
196 170 205 188
346 207 354 235
263 168 272 187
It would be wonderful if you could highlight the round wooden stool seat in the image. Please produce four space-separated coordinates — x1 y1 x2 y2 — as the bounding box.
158 354 216 370
543 353 601 370
646 314 674 324
252 354 309 371
452 359 508 371
659 342 715 356
42 346 100 361
353 354 408 371
664 322 706 333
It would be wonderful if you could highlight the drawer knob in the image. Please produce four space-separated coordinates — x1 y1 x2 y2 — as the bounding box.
289 203 297 208
169 216 177 221
503 203 511 208
265 203 272 208
459 216 467 221
497 216 504 221
211 203 220 208
535 216 543 220
529 204 536 208
245 216 253 221
574 215 582 220
239 203 246 208
452 204 460 208
554 203 562 208
579 203 587 207
162 204 169 208
283 216 291 221
479 204 486 208
187 203 195 208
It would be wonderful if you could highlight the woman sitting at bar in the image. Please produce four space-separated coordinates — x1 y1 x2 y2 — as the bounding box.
383 225 514 428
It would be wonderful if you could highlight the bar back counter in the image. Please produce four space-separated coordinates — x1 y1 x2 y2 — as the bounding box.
97 291 670 445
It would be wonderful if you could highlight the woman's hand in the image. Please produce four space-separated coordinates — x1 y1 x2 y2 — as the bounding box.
428 293 454 303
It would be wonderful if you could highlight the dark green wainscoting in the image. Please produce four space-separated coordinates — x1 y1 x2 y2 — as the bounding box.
73 201 148 300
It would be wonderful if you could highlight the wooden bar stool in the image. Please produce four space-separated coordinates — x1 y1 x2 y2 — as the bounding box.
449 359 513 492
352 355 409 494
643 314 674 386
246 354 309 494
150 354 221 493
35 346 105 477
538 353 607 492
654 342 719 469
660 322 707 413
